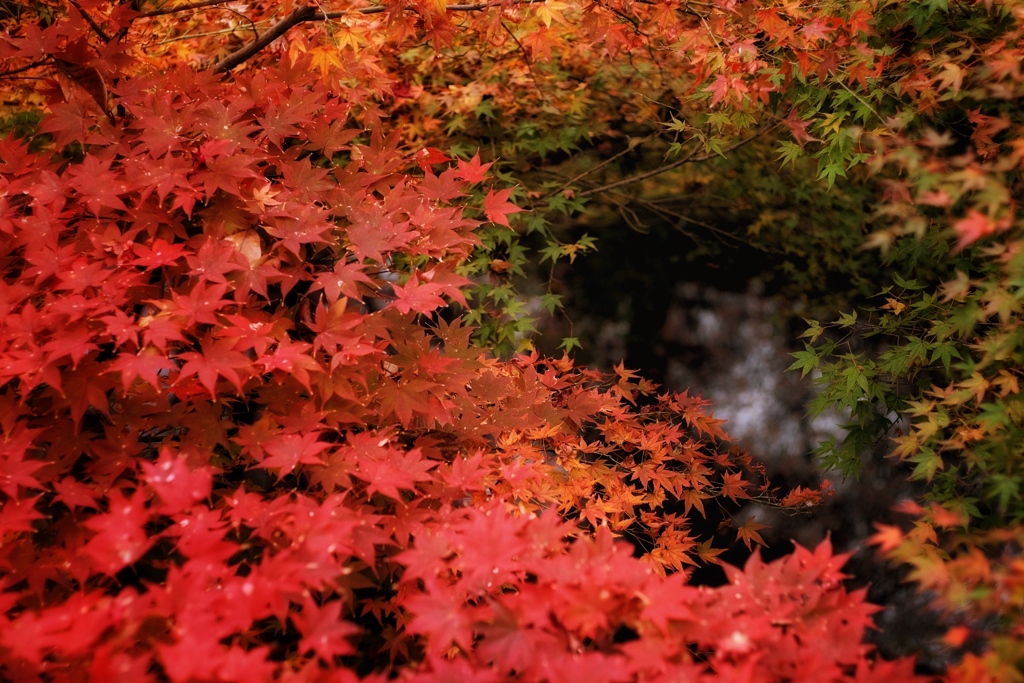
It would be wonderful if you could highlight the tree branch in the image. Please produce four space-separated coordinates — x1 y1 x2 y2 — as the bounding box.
213 0 549 73
0 59 52 79
213 5 317 73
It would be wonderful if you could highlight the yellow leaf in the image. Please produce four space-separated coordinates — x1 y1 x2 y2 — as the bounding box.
533 0 569 27
881 297 906 315
958 373 990 404
936 63 964 93
309 46 344 80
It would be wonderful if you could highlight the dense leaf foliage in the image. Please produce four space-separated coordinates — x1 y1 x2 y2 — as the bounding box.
5 0 1024 679
0 2 914 680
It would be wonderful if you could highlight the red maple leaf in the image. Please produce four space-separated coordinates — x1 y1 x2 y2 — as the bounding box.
801 18 834 42
355 445 435 500
185 238 244 284
256 432 331 477
345 203 414 263
0 453 46 498
718 471 750 503
224 485 269 529
403 588 475 654
416 146 453 172
162 282 232 328
706 74 730 107
263 205 334 257
194 142 258 197
176 336 250 398
140 448 213 514
66 154 127 215
955 210 996 249
108 347 175 390
0 495 44 536
131 240 189 270
293 598 360 662
99 309 139 349
310 260 375 303
455 152 493 184
83 489 153 575
391 278 447 315
439 452 491 492
52 477 98 511
260 339 322 391
481 188 523 227
869 524 905 553
140 314 187 351
418 168 465 202
639 572 698 633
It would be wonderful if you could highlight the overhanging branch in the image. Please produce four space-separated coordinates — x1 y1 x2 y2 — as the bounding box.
213 5 317 73
213 0 549 74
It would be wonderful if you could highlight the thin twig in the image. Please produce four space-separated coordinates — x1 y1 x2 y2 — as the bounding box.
150 23 272 47
628 194 743 244
577 127 772 198
577 145 700 198
68 0 112 42
0 59 51 78
224 6 261 42
834 77 887 129
544 133 657 199
139 0 235 18
500 21 540 91
592 0 640 31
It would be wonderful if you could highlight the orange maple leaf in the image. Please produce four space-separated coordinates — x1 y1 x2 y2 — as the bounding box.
736 518 768 549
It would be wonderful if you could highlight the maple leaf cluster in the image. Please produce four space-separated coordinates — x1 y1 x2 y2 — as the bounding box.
870 503 1024 683
0 1 956 681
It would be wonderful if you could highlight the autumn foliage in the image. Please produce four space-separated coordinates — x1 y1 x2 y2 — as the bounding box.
3 0 1022 680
